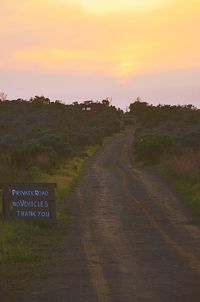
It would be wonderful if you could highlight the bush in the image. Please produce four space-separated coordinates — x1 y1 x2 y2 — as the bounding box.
179 132 200 149
0 99 121 180
37 132 72 157
134 132 177 164
10 132 73 170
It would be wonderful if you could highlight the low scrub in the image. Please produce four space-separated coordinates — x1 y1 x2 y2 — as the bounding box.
134 130 177 164
179 132 200 149
0 99 121 183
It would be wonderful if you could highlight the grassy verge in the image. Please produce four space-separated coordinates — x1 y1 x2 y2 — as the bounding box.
0 144 99 266
134 127 200 219
155 159 200 218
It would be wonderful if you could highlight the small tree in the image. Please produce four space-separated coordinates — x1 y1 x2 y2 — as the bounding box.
0 91 7 101
102 98 110 107
30 95 50 105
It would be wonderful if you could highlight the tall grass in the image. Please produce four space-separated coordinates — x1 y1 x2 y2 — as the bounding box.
156 149 200 217
0 221 50 264
166 150 200 181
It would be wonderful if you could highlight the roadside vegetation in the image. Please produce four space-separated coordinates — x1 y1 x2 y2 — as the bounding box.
130 99 200 217
0 97 121 183
0 97 122 267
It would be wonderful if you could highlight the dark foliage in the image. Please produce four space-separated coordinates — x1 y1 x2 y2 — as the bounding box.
129 100 200 128
131 100 200 164
0 98 121 181
134 129 178 164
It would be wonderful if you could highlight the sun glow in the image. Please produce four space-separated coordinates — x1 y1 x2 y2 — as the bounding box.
57 0 167 13
1 0 200 85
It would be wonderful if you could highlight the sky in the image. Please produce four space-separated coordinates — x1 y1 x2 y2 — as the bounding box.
0 0 200 109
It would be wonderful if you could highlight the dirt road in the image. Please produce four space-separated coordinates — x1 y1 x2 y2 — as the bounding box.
24 128 200 301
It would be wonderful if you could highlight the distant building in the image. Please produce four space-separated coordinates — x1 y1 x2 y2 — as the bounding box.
81 100 110 113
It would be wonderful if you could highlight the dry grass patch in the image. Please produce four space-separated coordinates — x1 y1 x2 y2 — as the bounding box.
167 150 200 180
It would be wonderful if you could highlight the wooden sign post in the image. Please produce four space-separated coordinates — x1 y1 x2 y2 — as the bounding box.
2 183 57 223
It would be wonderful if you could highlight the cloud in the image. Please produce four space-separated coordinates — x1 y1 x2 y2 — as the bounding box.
0 0 200 84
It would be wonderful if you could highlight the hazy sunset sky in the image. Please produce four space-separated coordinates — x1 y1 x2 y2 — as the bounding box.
1 0 200 109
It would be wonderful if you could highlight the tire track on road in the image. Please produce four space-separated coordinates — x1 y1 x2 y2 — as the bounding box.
77 185 112 302
116 160 200 272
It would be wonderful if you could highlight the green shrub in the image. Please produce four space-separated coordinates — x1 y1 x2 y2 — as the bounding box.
0 99 121 180
134 132 177 164
179 132 200 149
